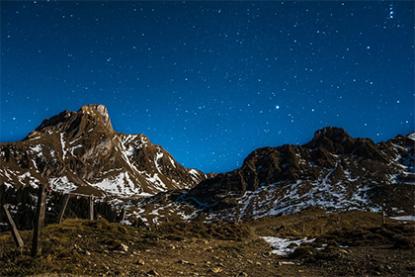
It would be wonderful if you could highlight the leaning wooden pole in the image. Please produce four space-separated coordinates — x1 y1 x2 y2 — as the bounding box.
89 196 94 220
31 184 47 257
120 208 126 222
57 194 71 224
2 204 24 249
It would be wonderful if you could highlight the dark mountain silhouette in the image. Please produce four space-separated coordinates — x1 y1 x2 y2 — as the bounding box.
129 127 414 224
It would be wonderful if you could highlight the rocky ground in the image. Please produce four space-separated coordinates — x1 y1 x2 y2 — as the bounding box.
0 209 414 277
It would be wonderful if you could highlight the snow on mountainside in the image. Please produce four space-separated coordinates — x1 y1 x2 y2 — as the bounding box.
0 106 413 227
125 128 415 225
0 104 206 197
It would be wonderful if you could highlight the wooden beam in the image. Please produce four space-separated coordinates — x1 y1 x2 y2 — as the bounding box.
57 194 71 224
31 184 47 257
120 208 126 222
89 196 94 220
2 204 24 249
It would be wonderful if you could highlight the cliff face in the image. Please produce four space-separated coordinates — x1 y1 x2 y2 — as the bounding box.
0 104 206 198
129 128 414 224
1 106 413 227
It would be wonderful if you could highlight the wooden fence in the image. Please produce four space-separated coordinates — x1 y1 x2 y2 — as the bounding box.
1 185 98 257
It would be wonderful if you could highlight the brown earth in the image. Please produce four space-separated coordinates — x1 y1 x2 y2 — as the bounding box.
1 209 414 277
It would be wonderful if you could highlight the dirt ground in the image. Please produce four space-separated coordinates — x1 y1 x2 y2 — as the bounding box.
0 210 414 277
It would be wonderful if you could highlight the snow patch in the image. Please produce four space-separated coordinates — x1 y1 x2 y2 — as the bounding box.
30 145 43 156
391 215 415 222
261 236 315 256
188 169 201 182
168 156 176 168
60 133 67 160
145 173 167 190
154 151 164 173
49 176 77 193
90 172 148 197
18 172 41 188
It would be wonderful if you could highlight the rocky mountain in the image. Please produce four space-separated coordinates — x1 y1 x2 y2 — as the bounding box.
1 106 413 227
0 104 206 198
129 127 414 225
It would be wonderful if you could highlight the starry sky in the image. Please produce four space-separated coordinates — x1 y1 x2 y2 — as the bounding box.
1 1 414 172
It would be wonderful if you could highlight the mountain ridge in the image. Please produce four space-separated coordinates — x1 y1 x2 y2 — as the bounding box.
126 127 414 225
0 105 414 227
0 104 206 197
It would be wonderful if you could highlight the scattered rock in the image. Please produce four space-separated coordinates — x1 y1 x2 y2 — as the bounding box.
338 249 349 254
119 243 129 252
278 261 296 265
288 245 316 259
177 259 192 265
146 269 160 276
209 267 223 273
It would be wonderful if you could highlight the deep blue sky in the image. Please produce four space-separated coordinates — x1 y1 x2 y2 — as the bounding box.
1 1 414 172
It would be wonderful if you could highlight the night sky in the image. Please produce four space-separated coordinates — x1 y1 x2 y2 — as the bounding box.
1 1 414 172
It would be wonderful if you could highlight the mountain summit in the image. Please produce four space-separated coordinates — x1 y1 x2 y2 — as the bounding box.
31 104 114 138
0 104 206 197
127 128 414 225
1 107 413 227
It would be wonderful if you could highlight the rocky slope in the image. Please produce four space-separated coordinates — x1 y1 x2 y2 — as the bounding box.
0 104 206 198
1 211 414 277
129 127 414 225
1 105 413 227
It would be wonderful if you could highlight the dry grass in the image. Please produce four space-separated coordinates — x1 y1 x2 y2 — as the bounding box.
250 208 392 237
0 210 414 276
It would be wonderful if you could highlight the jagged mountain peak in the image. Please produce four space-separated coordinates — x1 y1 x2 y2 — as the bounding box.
312 126 351 141
80 103 109 115
307 126 354 149
79 104 112 129
171 127 414 219
305 127 381 158
1 105 206 197
31 104 114 138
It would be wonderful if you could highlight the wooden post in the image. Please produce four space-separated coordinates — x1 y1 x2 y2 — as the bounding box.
57 194 70 224
31 184 47 257
120 208 126 222
89 196 94 220
2 204 24 249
